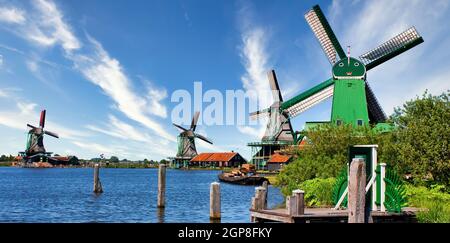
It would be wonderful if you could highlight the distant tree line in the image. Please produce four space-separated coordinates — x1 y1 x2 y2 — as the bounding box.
0 154 15 162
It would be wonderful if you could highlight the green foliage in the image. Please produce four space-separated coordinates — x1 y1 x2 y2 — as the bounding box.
276 124 393 189
0 154 15 162
404 184 450 223
391 91 450 188
109 156 119 163
276 177 335 207
276 90 450 196
299 178 335 207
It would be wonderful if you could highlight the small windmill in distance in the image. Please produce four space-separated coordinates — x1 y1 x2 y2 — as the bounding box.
19 110 59 165
171 111 213 168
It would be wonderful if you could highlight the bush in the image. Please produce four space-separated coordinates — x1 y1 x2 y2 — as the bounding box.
276 124 393 190
391 91 450 188
277 177 335 207
404 184 450 223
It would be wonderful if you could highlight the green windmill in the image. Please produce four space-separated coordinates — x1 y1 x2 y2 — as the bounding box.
260 5 424 132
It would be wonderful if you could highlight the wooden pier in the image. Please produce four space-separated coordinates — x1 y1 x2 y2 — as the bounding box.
250 207 419 223
250 158 419 223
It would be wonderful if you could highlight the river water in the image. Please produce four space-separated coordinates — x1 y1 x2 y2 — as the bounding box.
0 167 283 223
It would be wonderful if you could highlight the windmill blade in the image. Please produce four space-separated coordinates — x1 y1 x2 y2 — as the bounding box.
27 124 37 129
305 5 346 64
190 111 200 131
44 130 59 138
249 108 270 120
39 110 46 128
365 82 387 123
173 123 188 132
281 78 335 118
359 27 423 71
194 133 213 144
268 70 283 102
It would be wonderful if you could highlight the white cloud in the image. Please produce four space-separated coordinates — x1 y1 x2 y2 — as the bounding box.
27 0 81 51
147 87 168 118
240 28 272 109
0 7 26 24
86 115 150 143
72 141 114 155
236 4 272 140
71 36 174 142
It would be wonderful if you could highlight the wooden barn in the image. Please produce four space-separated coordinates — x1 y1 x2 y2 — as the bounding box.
190 152 247 168
267 153 292 171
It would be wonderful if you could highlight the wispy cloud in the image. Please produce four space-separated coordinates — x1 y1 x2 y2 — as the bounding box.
236 4 271 139
27 0 81 51
1 0 174 145
71 36 174 141
0 6 26 24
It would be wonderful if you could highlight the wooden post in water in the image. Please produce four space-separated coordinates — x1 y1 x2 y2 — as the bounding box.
348 158 366 223
93 163 103 193
262 181 268 209
157 164 166 208
210 182 221 220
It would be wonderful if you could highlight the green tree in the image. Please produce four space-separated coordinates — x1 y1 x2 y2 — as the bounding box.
110 156 119 163
391 91 450 188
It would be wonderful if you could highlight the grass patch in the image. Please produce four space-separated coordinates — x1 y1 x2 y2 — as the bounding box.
405 184 450 223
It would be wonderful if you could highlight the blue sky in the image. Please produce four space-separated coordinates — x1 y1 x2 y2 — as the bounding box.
0 0 449 160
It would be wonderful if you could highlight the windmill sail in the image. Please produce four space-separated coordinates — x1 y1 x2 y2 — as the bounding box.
268 70 283 102
365 82 387 123
305 5 346 64
39 110 46 128
281 78 335 118
359 27 423 71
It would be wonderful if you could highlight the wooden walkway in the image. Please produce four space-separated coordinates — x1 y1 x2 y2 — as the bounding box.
250 207 419 223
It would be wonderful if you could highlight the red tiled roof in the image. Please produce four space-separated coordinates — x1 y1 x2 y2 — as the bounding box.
191 152 238 162
267 153 291 163
190 153 214 162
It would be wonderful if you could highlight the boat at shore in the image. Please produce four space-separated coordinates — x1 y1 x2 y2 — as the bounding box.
217 164 269 185
218 172 269 185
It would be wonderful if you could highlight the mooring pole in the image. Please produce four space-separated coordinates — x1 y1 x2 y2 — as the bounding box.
348 158 366 223
210 182 221 220
262 181 268 209
157 164 166 208
93 163 103 193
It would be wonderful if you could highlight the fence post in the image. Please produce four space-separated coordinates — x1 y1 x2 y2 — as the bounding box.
210 182 221 220
380 163 386 212
292 190 305 216
348 158 366 223
157 164 166 208
93 163 103 193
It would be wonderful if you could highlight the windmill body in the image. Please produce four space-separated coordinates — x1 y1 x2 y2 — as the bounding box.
171 111 213 168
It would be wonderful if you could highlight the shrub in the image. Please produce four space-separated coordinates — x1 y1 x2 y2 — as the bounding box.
277 177 335 207
404 184 450 223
